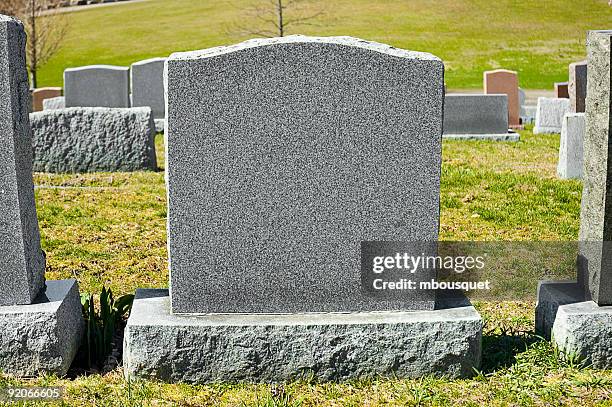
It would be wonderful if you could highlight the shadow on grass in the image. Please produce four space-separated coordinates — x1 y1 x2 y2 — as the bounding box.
480 326 542 373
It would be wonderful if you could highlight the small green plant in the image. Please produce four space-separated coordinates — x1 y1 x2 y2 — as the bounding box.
81 287 134 370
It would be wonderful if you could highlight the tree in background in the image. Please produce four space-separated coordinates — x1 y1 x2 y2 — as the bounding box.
1 0 68 88
233 0 325 38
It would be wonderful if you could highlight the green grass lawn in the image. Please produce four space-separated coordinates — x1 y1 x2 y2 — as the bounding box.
3 130 607 406
37 0 611 89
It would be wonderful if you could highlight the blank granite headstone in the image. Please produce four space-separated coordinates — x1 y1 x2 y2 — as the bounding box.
555 82 569 98
533 97 570 134
569 60 587 113
0 15 46 306
31 87 62 112
131 57 166 120
42 95 65 110
0 14 83 377
557 113 585 179
484 69 520 127
64 65 129 108
166 36 442 314
125 36 482 383
443 94 516 140
30 107 157 173
578 30 612 306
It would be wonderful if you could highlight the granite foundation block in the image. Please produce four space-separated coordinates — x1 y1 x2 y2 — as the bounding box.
443 94 510 138
124 289 482 383
536 281 612 369
443 133 519 141
43 96 65 110
557 113 585 179
533 97 570 134
0 279 84 376
29 107 157 173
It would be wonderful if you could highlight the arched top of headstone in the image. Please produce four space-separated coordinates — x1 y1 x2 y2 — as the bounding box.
168 35 442 64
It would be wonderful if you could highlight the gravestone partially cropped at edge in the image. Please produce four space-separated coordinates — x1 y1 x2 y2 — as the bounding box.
64 65 130 108
0 14 83 377
125 35 482 383
443 94 517 141
569 60 587 113
131 58 166 120
536 30 612 369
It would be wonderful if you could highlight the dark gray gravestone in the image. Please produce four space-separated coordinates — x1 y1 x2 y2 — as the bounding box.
443 94 508 135
0 15 46 306
569 60 587 113
64 65 130 108
166 36 444 314
578 30 612 306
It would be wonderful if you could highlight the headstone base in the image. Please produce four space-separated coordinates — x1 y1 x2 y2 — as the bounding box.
443 132 519 142
124 289 482 383
0 279 84 377
536 281 612 369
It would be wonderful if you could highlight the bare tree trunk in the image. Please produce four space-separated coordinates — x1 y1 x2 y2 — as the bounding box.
276 0 283 37
29 0 37 88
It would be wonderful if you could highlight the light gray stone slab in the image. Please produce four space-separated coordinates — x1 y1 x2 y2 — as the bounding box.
578 30 612 306
569 60 587 113
64 65 130 108
131 57 166 120
443 94 509 135
29 107 157 173
42 95 65 110
536 281 612 369
154 118 164 133
0 15 46 306
557 113 585 179
0 279 84 376
521 105 536 124
443 133 519 141
124 289 482 383
166 36 444 314
533 97 570 134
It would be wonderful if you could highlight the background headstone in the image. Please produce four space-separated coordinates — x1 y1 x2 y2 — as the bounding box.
0 15 46 306
557 113 585 179
64 65 130 108
533 97 570 134
30 107 157 173
569 60 587 113
578 30 612 306
31 87 62 112
166 36 444 314
484 69 520 127
555 82 569 98
43 96 65 110
443 94 509 135
131 57 166 120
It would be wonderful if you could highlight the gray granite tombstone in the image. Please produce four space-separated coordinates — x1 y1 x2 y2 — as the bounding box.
124 36 482 382
166 36 442 314
569 60 587 113
64 65 130 108
0 14 83 377
537 30 612 369
443 94 517 140
131 57 166 120
557 113 585 180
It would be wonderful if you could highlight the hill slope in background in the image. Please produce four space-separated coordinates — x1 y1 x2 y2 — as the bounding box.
38 0 611 89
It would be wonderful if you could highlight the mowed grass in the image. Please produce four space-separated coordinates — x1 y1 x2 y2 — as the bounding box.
3 131 608 405
37 0 611 89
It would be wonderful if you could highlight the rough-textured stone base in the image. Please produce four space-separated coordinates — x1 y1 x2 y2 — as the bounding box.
29 107 157 173
443 132 519 141
536 281 612 369
0 279 84 376
124 289 482 383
